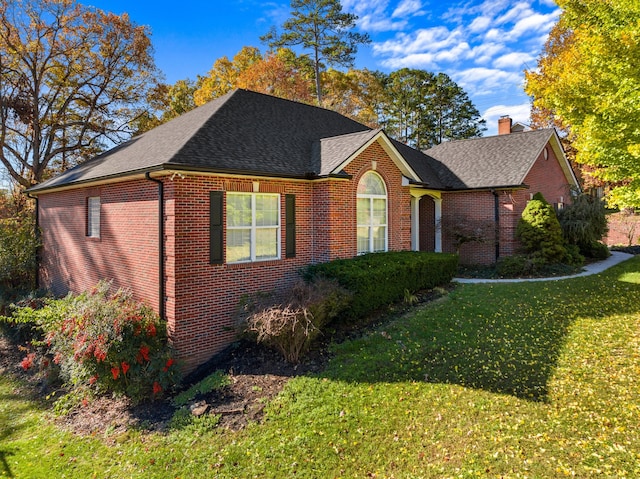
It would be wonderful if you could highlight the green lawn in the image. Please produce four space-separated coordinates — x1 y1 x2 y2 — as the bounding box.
2 256 640 478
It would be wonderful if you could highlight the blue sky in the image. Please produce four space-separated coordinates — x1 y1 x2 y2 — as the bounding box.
88 0 560 136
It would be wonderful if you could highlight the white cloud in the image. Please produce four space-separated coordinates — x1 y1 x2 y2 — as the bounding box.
381 52 438 69
373 26 463 56
453 67 523 96
342 0 411 32
444 0 511 23
341 0 388 16
470 42 507 65
359 15 408 32
509 11 559 40
365 0 557 116
380 41 473 69
494 2 532 26
469 16 492 33
493 51 534 69
392 0 424 18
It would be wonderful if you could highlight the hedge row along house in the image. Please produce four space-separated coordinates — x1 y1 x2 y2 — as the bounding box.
27 89 579 371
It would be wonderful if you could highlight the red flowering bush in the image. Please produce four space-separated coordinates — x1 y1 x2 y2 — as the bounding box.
6 280 180 403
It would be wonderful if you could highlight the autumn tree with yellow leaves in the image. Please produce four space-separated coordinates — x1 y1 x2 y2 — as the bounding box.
525 0 640 208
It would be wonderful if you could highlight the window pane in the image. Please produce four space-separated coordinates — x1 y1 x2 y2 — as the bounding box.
88 197 100 238
358 172 385 195
255 194 279 226
227 229 251 262
256 228 278 259
357 198 370 225
227 195 251 227
373 198 386 225
373 226 386 252
357 226 370 254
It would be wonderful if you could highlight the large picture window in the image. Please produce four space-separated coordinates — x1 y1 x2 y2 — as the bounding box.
226 192 280 263
357 171 387 254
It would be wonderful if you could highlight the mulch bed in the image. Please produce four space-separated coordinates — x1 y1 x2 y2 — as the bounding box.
0 286 450 438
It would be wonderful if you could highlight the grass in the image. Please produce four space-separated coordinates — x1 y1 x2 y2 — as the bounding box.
2 256 640 477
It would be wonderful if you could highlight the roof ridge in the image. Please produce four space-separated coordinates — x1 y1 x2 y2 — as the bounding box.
319 128 378 142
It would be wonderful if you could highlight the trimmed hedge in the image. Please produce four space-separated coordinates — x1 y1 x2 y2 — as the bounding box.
303 251 458 319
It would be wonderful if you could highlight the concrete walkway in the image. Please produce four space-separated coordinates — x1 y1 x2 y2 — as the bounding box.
454 251 635 284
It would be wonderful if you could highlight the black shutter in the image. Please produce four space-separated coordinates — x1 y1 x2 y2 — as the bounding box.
210 191 224 264
285 194 296 258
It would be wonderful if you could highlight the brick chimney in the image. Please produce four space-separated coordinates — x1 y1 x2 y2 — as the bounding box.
498 115 512 135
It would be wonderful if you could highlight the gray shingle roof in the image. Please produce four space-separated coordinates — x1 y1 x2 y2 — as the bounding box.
29 89 375 192
27 89 566 195
390 139 446 189
422 129 556 189
314 129 381 176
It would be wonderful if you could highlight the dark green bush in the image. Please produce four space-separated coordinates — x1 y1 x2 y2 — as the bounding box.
582 241 610 260
516 193 572 265
558 193 609 258
496 255 533 277
303 251 458 319
0 214 39 294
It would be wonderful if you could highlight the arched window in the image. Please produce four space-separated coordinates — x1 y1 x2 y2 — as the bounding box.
357 171 388 254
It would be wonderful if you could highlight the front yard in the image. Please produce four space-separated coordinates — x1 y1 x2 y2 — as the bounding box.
1 256 639 478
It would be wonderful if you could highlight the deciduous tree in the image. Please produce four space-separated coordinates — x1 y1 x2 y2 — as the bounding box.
194 46 262 106
0 0 159 187
525 0 640 208
236 49 315 104
261 0 370 106
321 68 385 127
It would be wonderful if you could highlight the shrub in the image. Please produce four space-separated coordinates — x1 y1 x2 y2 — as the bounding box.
516 192 571 264
3 280 180 403
0 214 39 294
581 241 610 260
304 251 458 319
496 255 533 277
237 278 351 363
439 215 495 253
558 193 610 258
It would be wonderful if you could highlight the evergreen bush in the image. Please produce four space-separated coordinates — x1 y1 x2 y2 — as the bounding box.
304 251 458 319
558 193 610 259
516 193 574 265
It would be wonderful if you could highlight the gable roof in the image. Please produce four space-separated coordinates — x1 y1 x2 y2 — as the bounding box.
420 129 577 190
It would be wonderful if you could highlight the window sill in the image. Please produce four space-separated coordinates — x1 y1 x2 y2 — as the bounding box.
225 258 282 269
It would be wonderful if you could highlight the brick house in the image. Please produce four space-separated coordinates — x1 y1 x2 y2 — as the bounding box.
27 90 578 371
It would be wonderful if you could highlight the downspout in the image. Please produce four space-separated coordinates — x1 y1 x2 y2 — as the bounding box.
145 172 165 321
26 192 40 290
491 189 500 262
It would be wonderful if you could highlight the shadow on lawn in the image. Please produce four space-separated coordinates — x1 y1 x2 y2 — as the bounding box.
320 257 640 402
0 389 31 478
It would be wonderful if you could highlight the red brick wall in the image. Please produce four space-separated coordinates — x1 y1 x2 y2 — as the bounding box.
439 143 575 264
38 180 160 310
605 212 640 246
37 139 413 372
441 191 496 264
520 144 572 210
